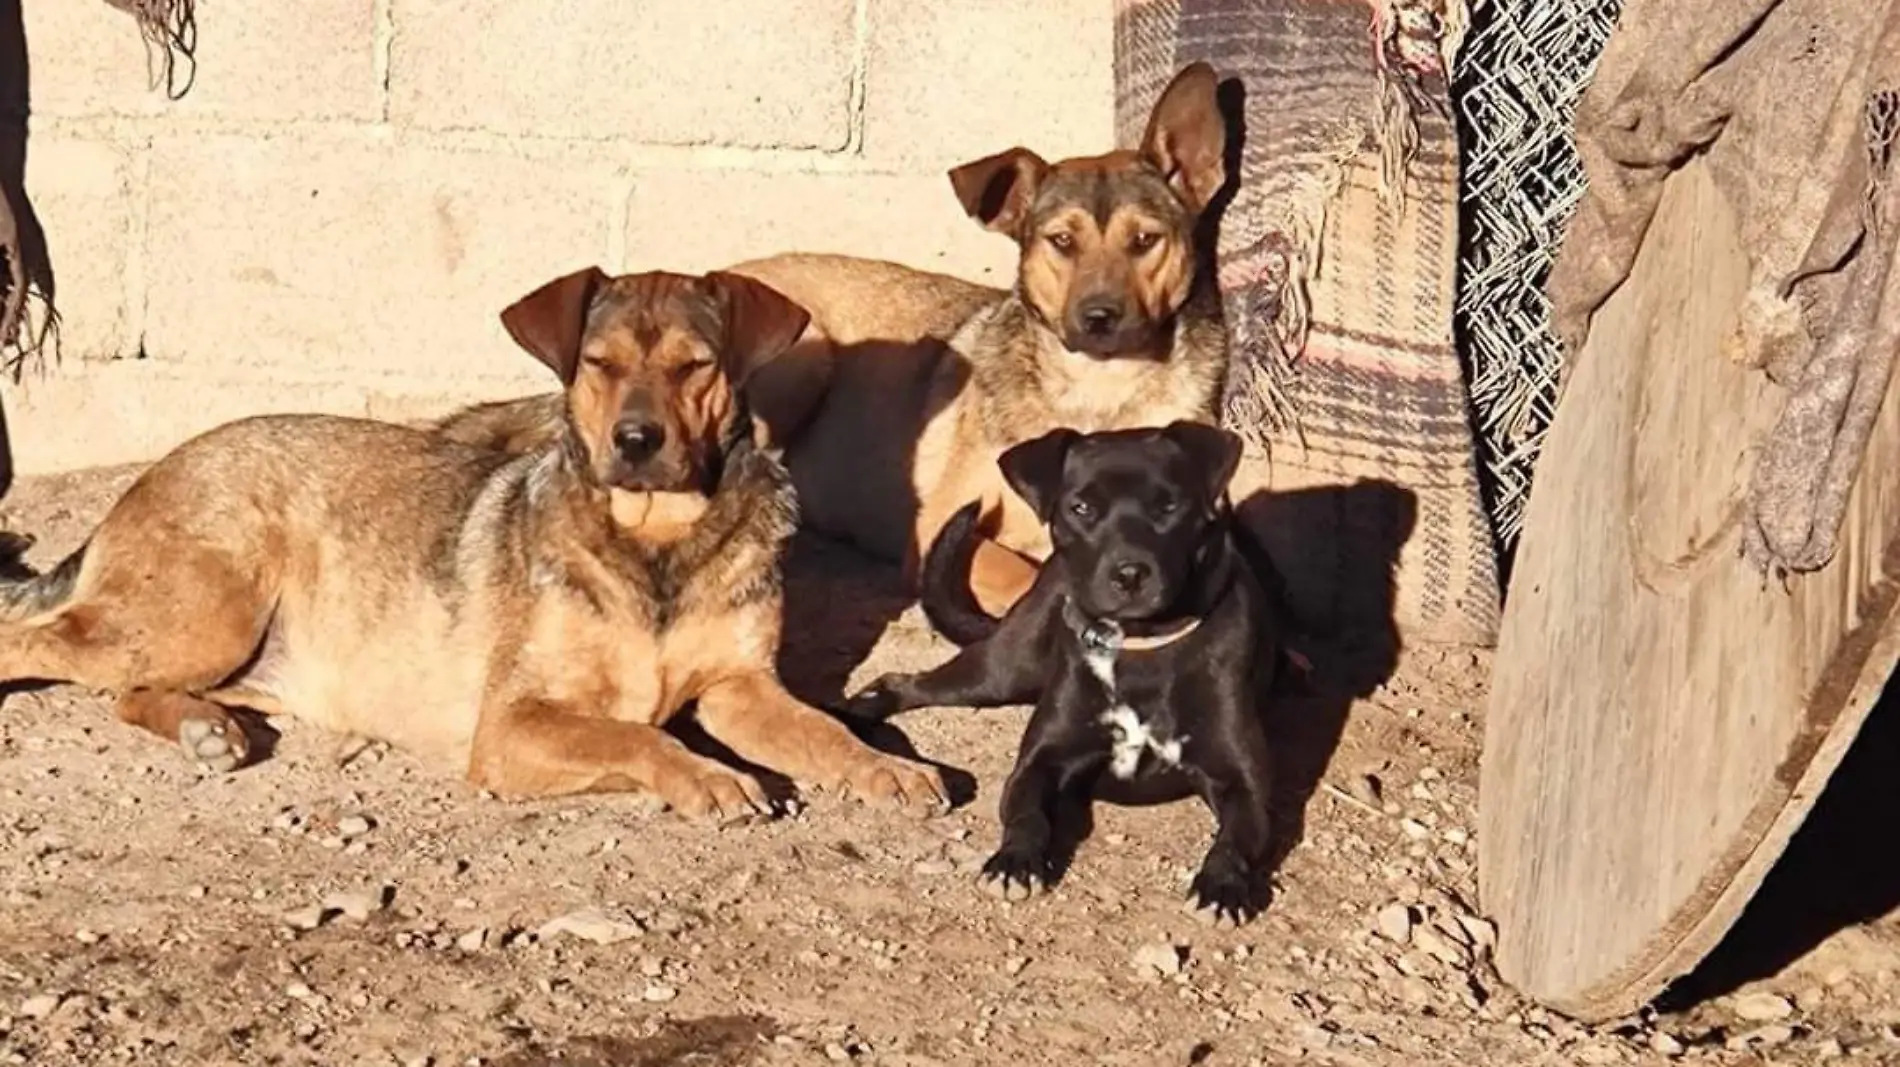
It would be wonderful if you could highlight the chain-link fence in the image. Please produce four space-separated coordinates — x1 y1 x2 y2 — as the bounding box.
1452 0 1625 553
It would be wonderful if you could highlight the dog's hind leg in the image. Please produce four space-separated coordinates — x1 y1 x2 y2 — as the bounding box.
116 690 251 773
844 584 1054 720
0 545 271 694
0 533 278 775
844 637 1043 721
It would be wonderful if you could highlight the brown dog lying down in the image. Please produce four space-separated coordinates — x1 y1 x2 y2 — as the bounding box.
0 268 946 819
445 63 1233 620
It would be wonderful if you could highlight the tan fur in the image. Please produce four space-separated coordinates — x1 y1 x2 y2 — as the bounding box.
435 65 1231 617
725 66 1232 614
0 270 946 818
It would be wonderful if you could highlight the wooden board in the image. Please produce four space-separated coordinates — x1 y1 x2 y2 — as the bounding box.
1478 159 1900 1021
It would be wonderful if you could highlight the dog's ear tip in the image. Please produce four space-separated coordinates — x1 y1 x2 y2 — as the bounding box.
1179 61 1219 87
709 272 812 386
948 148 1049 232
500 266 610 382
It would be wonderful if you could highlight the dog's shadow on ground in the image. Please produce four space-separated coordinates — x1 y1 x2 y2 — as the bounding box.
754 526 981 809
1243 478 1417 872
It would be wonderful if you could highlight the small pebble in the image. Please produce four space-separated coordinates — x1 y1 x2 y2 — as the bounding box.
1574 1042 1621 1065
1726 1023 1795 1051
1649 1031 1685 1057
1376 903 1415 944
18 994 60 1019
1132 942 1185 978
337 815 374 838
323 891 383 923
641 985 677 1003
1456 915 1498 952
282 905 328 932
1732 991 1794 1022
537 909 643 946
1414 925 1468 967
1350 774 1383 807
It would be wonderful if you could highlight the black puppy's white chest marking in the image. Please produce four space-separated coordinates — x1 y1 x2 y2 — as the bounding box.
1073 615 1190 780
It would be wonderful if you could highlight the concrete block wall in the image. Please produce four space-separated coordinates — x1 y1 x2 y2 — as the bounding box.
6 0 1112 474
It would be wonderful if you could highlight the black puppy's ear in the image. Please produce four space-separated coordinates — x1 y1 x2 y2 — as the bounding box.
500 266 609 384
702 271 813 389
1140 62 1227 214
949 147 1051 236
1164 420 1243 504
999 428 1082 521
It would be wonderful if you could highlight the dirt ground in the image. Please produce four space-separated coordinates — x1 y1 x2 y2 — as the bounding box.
2 464 1899 1066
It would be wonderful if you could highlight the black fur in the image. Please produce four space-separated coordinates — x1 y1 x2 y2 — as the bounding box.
846 422 1282 923
917 503 998 647
0 536 85 623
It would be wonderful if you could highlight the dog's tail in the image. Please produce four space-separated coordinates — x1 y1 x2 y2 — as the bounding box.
919 502 1002 647
0 532 84 624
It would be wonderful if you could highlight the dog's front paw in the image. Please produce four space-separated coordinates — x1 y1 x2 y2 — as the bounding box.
1187 851 1263 927
655 756 771 825
979 847 1052 901
839 753 949 815
840 675 908 721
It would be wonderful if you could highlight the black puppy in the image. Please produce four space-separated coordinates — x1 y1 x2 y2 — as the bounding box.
845 421 1281 923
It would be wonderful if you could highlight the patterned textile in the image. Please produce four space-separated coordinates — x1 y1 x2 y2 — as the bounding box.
1116 0 1501 646
1547 0 1900 580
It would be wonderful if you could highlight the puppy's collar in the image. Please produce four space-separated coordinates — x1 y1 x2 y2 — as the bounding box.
1061 598 1203 656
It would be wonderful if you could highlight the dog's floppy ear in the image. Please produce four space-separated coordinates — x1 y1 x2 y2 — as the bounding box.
703 271 813 389
1164 420 1243 504
999 427 1082 521
949 147 1050 236
1140 62 1226 214
500 266 609 384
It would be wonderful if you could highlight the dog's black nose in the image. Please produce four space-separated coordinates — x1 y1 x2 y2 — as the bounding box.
612 420 665 461
1109 560 1151 594
1077 299 1124 336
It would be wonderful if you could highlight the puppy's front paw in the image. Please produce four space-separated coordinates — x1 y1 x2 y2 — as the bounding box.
1187 851 1263 927
840 675 907 721
839 753 949 816
979 847 1052 902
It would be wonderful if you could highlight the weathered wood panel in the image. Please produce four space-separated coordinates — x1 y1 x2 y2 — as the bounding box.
1479 158 1900 1020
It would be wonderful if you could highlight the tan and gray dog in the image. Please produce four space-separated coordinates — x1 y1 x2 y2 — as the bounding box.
446 63 1232 618
0 269 947 819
